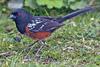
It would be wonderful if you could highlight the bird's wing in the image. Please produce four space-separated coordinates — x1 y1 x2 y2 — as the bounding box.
26 16 62 32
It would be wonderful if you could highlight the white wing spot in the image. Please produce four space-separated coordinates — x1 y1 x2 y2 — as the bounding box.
36 21 41 24
32 20 35 23
35 19 41 24
40 25 44 29
27 23 36 30
28 18 43 31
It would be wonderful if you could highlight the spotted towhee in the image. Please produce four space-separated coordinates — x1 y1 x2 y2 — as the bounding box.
9 6 94 55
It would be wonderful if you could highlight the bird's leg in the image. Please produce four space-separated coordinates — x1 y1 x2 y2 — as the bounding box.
27 40 38 48
35 40 46 57
24 40 38 52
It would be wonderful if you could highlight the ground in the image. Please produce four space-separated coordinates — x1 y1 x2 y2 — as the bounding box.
0 12 100 67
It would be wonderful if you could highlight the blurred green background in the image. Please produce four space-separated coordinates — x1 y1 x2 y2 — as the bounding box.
0 0 100 67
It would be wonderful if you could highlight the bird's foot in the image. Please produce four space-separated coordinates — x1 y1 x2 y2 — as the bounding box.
34 44 45 57
23 41 38 52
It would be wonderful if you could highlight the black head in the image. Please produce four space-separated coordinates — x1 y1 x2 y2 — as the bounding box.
9 9 32 23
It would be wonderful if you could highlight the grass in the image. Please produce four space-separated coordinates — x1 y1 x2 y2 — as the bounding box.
0 12 100 67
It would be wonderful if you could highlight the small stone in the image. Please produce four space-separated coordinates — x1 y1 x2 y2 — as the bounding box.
13 36 21 42
22 55 32 63
90 18 95 21
83 45 92 50
96 52 100 55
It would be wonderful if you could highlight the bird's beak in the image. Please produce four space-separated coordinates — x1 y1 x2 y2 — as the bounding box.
9 14 16 19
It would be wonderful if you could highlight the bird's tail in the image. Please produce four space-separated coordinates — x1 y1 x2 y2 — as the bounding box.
57 6 94 23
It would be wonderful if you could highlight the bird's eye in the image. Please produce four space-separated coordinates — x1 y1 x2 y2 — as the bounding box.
17 13 21 16
12 12 18 16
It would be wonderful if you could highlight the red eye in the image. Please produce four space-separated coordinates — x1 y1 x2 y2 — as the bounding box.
17 13 25 18
18 13 21 16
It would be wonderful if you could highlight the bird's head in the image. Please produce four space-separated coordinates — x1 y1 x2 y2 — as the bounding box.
9 9 31 23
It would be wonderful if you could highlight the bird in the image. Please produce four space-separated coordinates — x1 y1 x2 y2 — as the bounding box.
9 6 94 56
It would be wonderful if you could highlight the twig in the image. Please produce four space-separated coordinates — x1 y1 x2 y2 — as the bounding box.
89 0 96 6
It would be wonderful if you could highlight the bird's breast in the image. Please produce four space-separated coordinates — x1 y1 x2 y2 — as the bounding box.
25 26 51 40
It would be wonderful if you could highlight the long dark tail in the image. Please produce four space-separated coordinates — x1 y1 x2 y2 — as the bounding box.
57 6 94 23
